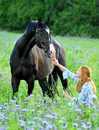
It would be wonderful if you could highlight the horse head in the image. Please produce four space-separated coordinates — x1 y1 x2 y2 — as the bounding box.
36 17 52 57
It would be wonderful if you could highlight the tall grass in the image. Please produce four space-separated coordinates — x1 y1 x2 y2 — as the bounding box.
0 31 99 130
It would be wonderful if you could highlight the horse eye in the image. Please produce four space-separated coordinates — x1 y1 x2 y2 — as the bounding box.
40 34 43 36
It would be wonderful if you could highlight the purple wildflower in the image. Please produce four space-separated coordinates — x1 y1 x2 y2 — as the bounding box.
31 110 35 113
72 123 78 127
27 121 35 125
91 113 96 117
20 123 26 128
62 125 67 130
81 124 87 130
41 120 49 128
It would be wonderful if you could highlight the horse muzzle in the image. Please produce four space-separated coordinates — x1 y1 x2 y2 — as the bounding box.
48 44 56 58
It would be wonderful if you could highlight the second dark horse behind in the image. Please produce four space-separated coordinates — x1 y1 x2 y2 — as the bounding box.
10 17 68 99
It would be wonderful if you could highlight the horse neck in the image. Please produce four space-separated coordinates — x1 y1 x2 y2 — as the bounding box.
17 31 36 58
22 37 36 58
16 21 37 58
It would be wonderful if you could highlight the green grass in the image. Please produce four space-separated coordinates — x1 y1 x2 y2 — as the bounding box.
0 31 99 130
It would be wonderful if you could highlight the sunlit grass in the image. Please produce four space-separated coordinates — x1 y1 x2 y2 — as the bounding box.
0 31 99 130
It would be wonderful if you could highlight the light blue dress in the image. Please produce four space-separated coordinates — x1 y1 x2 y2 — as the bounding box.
63 68 97 105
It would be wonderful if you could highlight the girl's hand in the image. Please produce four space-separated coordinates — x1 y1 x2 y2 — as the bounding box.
63 90 67 97
52 57 59 66
63 90 72 100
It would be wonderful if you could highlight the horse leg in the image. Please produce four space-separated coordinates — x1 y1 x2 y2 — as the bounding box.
11 75 20 99
38 78 54 98
48 70 60 97
48 70 58 86
26 76 35 96
48 68 68 97
57 69 68 90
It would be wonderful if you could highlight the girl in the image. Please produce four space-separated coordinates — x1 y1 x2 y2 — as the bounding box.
52 57 97 106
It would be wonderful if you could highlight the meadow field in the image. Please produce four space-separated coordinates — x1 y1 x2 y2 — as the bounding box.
0 31 99 130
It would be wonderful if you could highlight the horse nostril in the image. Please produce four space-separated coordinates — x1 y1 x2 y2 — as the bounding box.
40 34 43 36
50 51 52 54
48 52 52 57
48 54 51 58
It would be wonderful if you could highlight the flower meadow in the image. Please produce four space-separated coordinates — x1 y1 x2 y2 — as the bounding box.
0 31 99 130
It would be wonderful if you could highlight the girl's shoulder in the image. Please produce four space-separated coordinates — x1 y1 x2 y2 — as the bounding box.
82 81 93 89
83 81 92 86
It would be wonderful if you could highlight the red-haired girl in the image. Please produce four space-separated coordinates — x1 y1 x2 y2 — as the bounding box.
52 57 97 105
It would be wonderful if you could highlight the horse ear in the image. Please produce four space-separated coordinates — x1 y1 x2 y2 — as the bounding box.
46 17 50 26
38 17 42 27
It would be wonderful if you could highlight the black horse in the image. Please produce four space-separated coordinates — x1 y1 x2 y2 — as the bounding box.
10 17 68 98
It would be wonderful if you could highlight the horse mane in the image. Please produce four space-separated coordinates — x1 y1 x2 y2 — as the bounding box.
25 20 48 34
25 21 38 34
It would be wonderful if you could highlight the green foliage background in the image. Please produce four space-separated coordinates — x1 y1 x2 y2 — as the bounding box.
0 0 99 38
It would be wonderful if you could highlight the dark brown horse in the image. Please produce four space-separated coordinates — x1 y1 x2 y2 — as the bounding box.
10 17 68 99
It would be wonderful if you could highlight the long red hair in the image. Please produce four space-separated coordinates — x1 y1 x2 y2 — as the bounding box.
76 66 96 94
